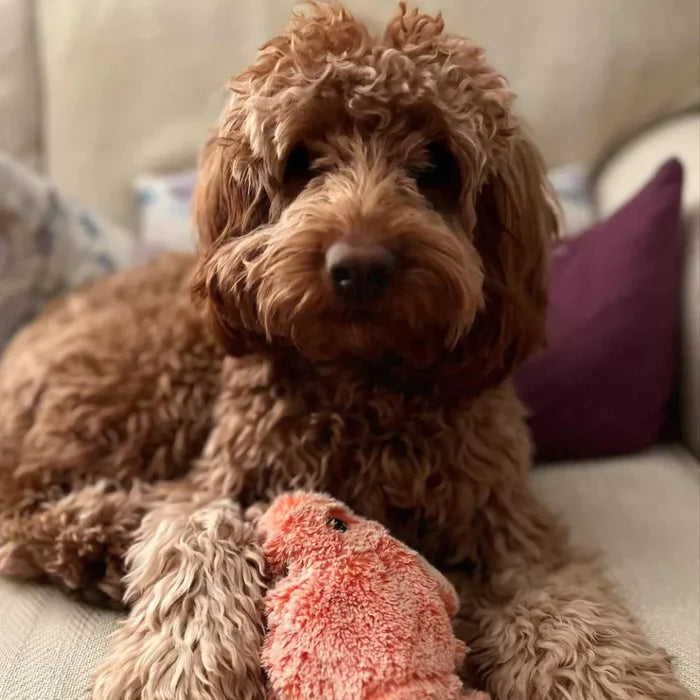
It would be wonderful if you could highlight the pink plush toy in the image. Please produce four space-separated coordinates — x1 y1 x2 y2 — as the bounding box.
258 492 489 700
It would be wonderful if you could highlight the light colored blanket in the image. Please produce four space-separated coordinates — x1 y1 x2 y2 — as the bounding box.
0 152 135 350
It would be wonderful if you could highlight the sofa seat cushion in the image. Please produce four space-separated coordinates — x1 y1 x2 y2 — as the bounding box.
533 445 700 695
0 578 121 699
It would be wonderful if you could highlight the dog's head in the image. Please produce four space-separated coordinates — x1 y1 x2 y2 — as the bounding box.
192 2 558 390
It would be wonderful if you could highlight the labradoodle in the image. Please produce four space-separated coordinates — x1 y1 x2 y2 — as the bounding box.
0 4 689 699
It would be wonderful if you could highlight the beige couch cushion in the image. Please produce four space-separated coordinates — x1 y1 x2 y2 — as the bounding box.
0 579 121 699
35 0 700 229
594 113 700 219
34 0 284 231
0 0 41 169
0 447 697 698
533 446 700 695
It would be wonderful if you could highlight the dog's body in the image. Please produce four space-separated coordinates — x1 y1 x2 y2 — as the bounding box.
0 4 689 700
0 251 532 598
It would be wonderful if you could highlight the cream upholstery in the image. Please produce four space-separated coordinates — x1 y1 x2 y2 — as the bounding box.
594 113 700 223
533 447 700 696
0 579 121 700
0 0 40 169
34 0 700 229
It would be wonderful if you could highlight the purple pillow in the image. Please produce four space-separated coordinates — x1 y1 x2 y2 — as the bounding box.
514 159 683 462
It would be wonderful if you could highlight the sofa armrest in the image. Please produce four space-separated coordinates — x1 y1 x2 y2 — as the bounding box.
594 112 700 459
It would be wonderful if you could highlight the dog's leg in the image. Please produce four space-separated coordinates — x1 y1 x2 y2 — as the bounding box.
0 478 198 602
0 256 222 601
91 498 267 700
451 490 691 700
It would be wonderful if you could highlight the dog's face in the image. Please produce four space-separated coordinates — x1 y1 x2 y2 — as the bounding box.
192 3 558 388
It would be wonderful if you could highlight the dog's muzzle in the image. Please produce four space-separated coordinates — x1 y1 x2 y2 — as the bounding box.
325 240 395 303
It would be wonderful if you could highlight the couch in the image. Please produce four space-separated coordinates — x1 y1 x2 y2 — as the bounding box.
0 1 698 698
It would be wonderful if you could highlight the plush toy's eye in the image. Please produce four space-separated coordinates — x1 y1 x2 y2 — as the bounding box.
327 516 348 532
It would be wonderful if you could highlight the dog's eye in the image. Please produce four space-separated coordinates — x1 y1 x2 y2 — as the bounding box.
414 141 462 212
327 516 348 532
283 144 313 198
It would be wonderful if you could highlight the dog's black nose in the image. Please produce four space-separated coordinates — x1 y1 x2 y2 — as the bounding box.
326 241 395 302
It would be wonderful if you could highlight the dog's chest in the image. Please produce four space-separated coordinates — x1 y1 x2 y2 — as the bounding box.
208 358 528 560
226 368 457 484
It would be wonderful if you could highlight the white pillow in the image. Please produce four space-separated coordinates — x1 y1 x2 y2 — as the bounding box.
548 164 595 237
594 112 700 216
134 171 197 257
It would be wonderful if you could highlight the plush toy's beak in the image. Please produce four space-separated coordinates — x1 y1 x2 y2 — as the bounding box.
262 538 290 579
259 492 317 579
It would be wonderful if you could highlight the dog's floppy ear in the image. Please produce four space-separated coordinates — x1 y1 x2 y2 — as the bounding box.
192 130 269 250
384 2 558 386
192 133 230 251
190 128 270 356
453 131 559 390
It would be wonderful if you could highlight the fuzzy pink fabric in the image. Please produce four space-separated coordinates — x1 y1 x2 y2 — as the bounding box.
259 492 488 700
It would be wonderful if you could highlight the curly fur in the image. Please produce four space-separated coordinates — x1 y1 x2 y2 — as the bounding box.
0 3 690 699
91 498 267 700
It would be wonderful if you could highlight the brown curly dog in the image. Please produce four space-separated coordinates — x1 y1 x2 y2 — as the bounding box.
0 4 689 700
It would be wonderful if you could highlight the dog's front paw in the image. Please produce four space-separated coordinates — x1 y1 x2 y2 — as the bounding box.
92 499 268 700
